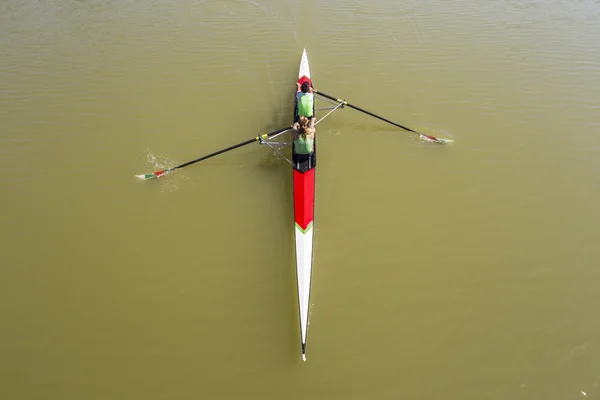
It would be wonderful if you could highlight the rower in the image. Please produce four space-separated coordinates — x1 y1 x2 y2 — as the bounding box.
296 81 316 127
292 116 315 154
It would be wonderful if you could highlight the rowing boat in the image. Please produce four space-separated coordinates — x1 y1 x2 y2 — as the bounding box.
292 49 316 362
135 49 453 362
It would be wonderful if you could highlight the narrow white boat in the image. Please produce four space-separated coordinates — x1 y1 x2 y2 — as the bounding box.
292 49 316 362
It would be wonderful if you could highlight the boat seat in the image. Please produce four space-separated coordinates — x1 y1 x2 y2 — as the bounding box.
292 145 316 173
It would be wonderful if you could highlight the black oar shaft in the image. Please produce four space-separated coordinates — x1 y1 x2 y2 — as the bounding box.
314 90 418 134
174 126 290 170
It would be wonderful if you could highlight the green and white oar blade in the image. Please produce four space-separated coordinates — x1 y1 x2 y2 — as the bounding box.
135 169 169 180
136 173 156 180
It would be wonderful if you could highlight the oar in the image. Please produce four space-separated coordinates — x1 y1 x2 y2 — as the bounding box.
313 90 453 144
136 126 290 180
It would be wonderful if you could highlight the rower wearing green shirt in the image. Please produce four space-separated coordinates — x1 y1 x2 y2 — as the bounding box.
296 81 315 126
292 115 315 155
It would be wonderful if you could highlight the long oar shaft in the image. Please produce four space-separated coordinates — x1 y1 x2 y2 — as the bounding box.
315 90 417 133
136 126 290 180
314 90 450 143
176 136 263 169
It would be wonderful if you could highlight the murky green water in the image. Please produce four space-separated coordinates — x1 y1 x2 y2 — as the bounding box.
2 0 599 399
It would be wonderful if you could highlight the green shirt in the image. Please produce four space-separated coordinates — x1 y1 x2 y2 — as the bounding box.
294 135 314 154
297 93 314 117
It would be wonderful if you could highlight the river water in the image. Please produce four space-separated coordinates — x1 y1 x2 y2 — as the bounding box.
2 0 599 399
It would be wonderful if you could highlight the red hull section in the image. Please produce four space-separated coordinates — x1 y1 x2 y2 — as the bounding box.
293 168 315 230
298 76 311 87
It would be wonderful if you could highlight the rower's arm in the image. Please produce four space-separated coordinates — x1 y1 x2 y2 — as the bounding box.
291 123 299 140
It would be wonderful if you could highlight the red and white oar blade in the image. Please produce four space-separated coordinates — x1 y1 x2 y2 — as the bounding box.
419 133 453 144
135 169 169 180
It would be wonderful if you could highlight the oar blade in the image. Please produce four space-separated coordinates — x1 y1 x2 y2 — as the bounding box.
135 169 168 180
419 134 454 144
